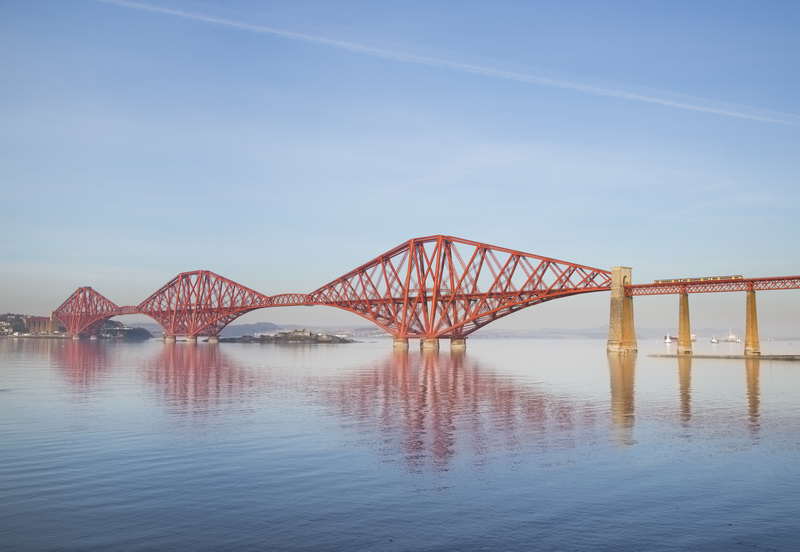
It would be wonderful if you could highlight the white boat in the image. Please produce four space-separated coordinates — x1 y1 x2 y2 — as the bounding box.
710 336 719 344
664 335 674 343
723 329 741 343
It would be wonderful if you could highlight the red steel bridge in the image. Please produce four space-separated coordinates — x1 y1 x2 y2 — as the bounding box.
52 235 800 351
53 235 613 344
625 276 800 296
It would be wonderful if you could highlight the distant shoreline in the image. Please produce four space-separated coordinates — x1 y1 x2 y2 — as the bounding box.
220 329 354 345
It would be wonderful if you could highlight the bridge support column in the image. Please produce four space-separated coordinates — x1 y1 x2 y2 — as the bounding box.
607 267 637 353
420 338 439 351
185 336 197 344
71 335 80 341
450 338 466 352
745 289 760 356
678 291 692 355
164 335 176 344
393 337 409 351
207 336 219 344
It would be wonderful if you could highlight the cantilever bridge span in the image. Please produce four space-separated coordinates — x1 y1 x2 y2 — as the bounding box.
52 235 612 346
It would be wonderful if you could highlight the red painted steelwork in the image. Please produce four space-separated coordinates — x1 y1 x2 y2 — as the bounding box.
53 287 119 337
52 235 612 338
137 270 272 337
269 293 313 306
306 235 611 338
626 275 800 296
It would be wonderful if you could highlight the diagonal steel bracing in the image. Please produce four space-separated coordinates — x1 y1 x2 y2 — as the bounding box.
52 235 612 338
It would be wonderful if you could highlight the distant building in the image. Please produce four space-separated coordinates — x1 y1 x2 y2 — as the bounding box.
0 314 28 334
285 329 312 338
24 316 53 334
0 313 65 335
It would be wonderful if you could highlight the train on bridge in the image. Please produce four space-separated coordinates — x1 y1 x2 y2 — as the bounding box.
653 275 743 284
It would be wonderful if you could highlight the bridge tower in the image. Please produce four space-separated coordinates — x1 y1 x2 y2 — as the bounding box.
677 291 692 355
744 287 760 356
607 267 637 353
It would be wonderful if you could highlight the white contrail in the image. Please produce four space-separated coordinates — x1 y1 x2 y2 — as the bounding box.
97 0 796 125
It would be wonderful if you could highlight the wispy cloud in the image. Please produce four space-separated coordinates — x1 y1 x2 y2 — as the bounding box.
98 0 797 125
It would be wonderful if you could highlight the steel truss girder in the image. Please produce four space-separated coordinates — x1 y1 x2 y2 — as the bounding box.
136 270 271 337
306 235 611 338
626 275 800 296
53 287 120 337
52 235 614 338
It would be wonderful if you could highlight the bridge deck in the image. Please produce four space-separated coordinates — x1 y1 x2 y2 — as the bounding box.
626 276 800 296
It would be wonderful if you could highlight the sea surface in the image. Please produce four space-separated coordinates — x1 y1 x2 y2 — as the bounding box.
1 337 799 551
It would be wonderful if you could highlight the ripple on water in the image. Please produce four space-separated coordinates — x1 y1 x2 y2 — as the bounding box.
1 338 799 551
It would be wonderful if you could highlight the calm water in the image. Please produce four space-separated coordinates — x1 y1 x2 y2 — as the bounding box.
1 337 799 551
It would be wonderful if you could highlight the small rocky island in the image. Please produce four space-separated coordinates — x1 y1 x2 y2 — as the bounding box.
219 328 354 344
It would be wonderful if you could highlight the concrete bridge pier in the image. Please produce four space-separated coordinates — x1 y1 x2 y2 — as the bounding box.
207 336 219 344
393 337 409 351
745 289 760 356
71 335 80 341
450 338 466 352
420 338 439 352
607 267 637 353
677 291 692 356
185 336 197 344
164 335 176 344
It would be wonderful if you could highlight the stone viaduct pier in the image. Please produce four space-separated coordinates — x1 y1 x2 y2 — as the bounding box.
606 268 800 357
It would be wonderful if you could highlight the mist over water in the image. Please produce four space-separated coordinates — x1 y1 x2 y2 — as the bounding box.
1 338 799 551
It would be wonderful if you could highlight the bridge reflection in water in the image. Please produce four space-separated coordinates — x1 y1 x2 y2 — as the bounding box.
678 355 692 426
745 357 761 436
0 338 112 393
144 344 268 418
54 341 109 392
608 353 636 446
38 340 770 465
321 351 605 470
607 352 764 445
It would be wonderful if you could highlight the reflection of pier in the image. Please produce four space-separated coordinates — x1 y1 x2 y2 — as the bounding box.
46 341 263 415
608 352 763 442
608 353 635 445
145 345 260 416
676 355 761 436
745 358 760 436
679 355 692 425
41 339 768 458
0 336 67 359
47 340 110 392
0 337 109 391
322 351 601 470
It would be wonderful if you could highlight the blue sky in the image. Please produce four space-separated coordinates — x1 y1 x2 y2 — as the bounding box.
2 0 798 334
